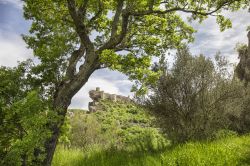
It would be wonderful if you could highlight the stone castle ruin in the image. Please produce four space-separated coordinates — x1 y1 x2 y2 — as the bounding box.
88 87 131 112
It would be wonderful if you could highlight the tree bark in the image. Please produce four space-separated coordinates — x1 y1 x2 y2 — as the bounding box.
42 55 98 166
42 107 67 166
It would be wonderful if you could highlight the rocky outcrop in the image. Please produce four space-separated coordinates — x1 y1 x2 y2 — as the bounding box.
235 31 250 85
88 87 131 112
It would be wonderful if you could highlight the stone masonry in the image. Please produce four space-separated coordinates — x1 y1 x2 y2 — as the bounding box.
88 87 131 112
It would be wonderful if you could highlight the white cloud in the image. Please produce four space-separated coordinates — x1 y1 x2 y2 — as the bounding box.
0 0 23 9
189 10 250 64
113 79 133 96
0 31 33 67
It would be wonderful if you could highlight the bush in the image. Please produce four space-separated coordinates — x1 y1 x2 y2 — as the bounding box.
211 129 238 140
146 47 241 143
130 128 169 152
60 100 169 151
0 91 52 166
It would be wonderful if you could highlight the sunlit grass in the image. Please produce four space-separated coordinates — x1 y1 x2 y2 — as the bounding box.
52 147 84 166
53 134 250 166
161 135 250 166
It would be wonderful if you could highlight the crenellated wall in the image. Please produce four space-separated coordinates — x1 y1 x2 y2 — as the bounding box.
88 87 131 112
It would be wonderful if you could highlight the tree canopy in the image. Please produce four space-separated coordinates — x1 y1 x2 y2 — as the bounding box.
23 0 249 95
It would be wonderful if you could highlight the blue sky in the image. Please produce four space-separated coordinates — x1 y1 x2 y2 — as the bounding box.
0 0 249 109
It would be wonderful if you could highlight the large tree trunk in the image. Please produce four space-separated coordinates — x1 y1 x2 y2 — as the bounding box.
42 96 70 166
42 58 98 166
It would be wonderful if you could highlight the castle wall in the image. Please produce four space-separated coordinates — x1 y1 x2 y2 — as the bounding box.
88 87 131 112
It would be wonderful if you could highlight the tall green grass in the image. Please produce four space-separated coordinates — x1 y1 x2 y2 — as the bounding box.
52 135 250 166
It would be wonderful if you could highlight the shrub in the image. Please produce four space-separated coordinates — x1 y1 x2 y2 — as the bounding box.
0 91 52 166
146 47 241 143
211 129 238 140
60 100 169 151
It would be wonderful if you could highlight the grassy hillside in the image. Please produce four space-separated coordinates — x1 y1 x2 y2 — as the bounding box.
60 100 168 151
53 134 250 166
53 100 250 166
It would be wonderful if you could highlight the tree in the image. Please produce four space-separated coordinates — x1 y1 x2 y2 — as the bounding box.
0 63 29 165
22 0 249 165
146 47 242 143
0 62 53 166
1 91 51 166
233 31 250 134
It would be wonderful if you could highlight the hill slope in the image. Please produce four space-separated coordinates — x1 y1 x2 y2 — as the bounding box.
60 100 167 150
53 100 250 166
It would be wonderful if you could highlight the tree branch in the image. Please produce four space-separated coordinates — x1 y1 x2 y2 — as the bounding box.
78 0 89 19
131 0 239 17
98 10 129 52
66 45 85 79
67 0 94 51
98 0 237 53
110 0 124 38
88 0 104 26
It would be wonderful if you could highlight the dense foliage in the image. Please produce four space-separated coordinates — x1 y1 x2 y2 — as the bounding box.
0 62 54 166
146 47 249 143
60 100 168 152
1 92 51 166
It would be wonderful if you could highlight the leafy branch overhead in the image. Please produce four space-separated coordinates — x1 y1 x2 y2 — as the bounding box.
23 0 249 93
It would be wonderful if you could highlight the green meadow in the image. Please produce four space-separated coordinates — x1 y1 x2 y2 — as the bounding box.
53 134 250 166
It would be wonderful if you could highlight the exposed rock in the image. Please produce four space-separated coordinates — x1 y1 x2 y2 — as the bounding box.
88 87 131 112
67 111 74 117
235 31 250 85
